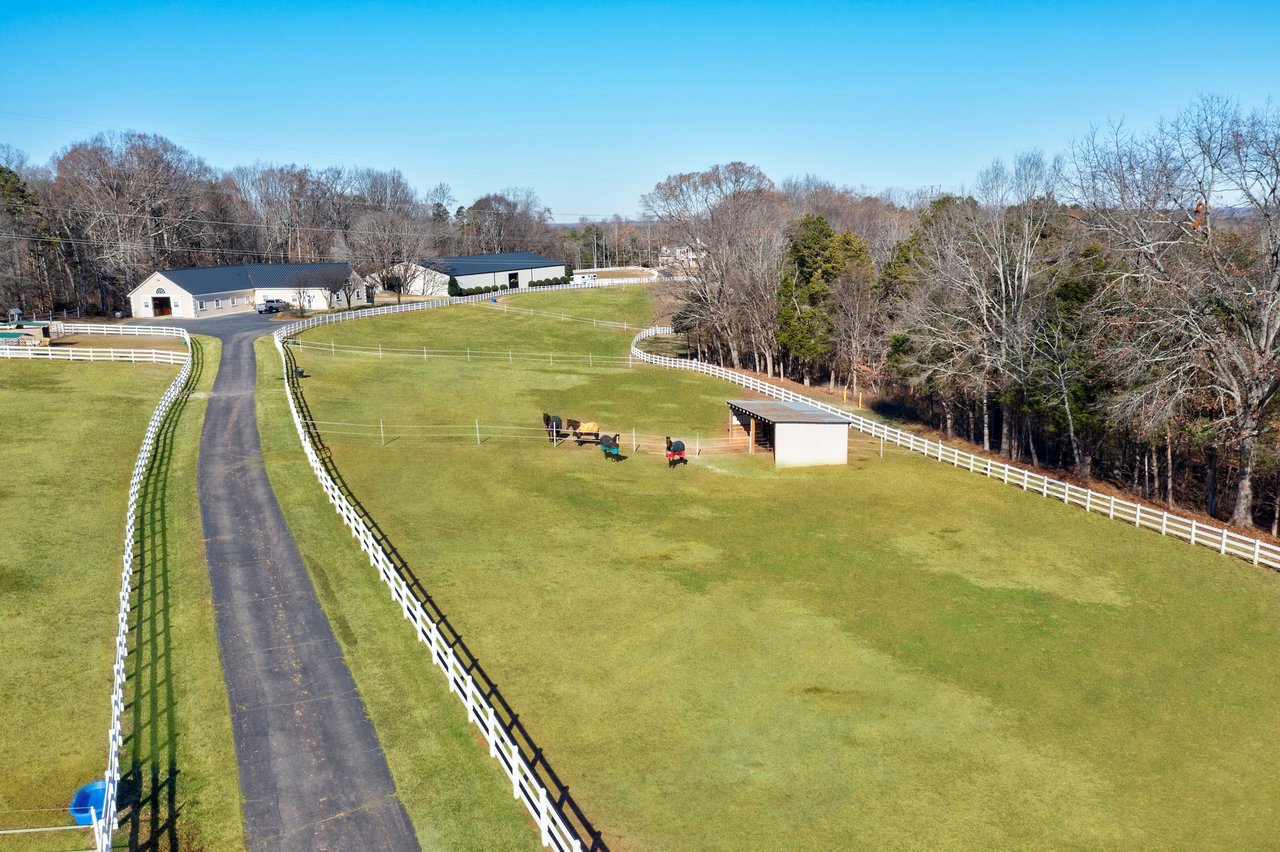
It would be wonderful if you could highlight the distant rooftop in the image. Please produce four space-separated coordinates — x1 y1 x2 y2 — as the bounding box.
141 263 354 296
727 399 852 425
420 252 564 277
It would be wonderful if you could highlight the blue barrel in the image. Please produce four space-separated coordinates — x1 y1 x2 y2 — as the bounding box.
69 780 107 825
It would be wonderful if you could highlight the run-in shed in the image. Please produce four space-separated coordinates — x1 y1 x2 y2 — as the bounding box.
727 399 852 467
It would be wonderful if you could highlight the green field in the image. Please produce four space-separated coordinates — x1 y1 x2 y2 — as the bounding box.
0 341 243 850
269 287 1280 849
255 338 541 850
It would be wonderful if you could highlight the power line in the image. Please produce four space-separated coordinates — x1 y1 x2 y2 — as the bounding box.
33 204 653 241
0 230 657 268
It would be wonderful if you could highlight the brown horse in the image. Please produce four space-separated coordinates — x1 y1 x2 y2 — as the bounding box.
566 418 601 445
665 436 687 468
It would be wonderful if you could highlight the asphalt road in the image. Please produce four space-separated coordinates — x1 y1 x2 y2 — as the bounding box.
142 312 419 851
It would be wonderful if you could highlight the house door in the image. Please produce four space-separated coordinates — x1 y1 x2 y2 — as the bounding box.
508 272 519 288
153 296 172 317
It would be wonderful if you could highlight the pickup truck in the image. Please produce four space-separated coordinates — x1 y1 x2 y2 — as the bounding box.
255 298 289 314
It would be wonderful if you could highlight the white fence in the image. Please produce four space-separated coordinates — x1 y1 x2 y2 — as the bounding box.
60 323 189 338
274 284 622 850
0 321 194 849
630 327 1280 572
0 323 189 365
97 326 193 850
0 346 187 364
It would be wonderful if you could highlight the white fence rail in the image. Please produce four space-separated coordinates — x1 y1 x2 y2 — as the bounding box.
0 346 186 364
94 328 192 850
274 283 622 850
0 323 189 364
631 327 1280 572
59 323 189 338
1 322 196 849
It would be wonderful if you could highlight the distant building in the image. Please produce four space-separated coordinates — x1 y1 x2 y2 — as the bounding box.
658 244 702 274
128 263 368 319
371 252 566 297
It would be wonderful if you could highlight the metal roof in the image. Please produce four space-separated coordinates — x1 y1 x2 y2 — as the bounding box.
727 399 852 425
139 263 355 297
419 252 565 277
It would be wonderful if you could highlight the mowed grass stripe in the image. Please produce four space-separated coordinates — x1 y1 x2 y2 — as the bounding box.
283 288 1280 849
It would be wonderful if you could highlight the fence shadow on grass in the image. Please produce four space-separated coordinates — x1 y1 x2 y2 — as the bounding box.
119 337 202 850
282 342 608 852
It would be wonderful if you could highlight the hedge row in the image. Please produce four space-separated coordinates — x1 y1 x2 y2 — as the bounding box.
445 273 574 296
529 276 571 288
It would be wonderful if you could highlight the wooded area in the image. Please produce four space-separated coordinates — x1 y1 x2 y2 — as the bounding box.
0 134 646 314
645 96 1280 531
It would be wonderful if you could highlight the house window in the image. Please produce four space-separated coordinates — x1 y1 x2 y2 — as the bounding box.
231 296 237 306
198 300 206 310
214 299 223 309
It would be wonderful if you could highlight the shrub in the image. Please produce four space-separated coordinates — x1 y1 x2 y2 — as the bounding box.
447 276 460 297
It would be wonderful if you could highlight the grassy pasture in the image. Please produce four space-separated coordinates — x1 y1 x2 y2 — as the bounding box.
0 341 243 850
273 287 1280 849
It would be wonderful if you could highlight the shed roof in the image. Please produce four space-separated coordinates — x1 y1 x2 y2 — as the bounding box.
136 263 354 297
419 252 565 277
727 399 852 425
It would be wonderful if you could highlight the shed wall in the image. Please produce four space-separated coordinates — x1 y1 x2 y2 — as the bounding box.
774 422 849 467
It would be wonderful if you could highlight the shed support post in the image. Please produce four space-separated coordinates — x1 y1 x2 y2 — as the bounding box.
749 418 756 454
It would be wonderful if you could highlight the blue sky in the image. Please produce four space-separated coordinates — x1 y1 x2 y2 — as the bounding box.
1 1 1276 219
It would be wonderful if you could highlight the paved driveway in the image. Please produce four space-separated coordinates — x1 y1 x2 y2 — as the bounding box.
133 312 419 850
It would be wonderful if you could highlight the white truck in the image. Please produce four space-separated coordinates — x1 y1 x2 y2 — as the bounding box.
255 298 289 314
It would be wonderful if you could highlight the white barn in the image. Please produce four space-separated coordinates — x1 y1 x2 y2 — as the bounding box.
128 263 368 319
727 399 852 467
372 252 566 296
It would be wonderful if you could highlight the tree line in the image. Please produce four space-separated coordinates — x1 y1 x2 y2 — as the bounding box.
0 132 585 313
644 96 1280 530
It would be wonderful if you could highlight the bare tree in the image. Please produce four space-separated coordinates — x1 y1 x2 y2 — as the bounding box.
1071 96 1280 526
896 153 1063 454
48 132 218 310
643 163 788 370
345 169 428 303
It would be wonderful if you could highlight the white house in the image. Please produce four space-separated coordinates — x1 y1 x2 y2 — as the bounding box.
371 252 567 296
128 263 369 319
658 243 703 274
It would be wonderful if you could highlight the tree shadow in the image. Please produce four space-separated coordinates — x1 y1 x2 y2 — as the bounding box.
118 337 203 850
